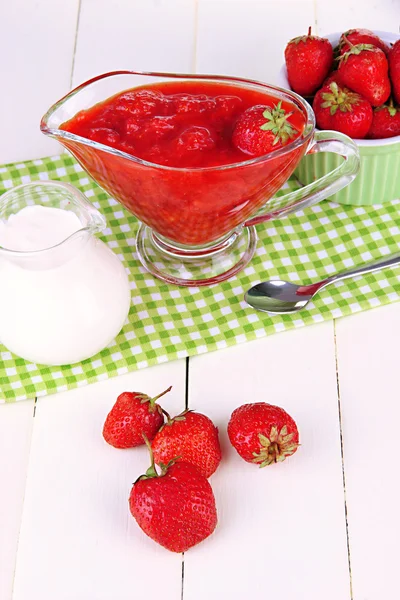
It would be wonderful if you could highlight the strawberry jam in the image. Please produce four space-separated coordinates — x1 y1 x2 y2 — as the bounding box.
60 81 308 245
61 81 304 168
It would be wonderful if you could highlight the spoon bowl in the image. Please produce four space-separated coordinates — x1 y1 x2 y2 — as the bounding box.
244 280 315 314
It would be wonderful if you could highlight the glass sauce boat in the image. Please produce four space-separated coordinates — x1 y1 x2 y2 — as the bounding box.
41 71 360 286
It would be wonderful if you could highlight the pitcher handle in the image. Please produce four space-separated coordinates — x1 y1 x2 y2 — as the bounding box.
244 130 360 227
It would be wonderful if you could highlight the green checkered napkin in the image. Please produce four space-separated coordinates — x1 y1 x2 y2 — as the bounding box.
1 153 400 402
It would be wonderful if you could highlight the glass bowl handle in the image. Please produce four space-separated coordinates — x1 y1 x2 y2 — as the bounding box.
244 131 360 227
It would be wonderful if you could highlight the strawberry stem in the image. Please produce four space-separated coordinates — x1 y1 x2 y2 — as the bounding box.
342 35 354 49
138 433 159 480
161 407 172 422
148 385 172 410
142 432 153 455
307 26 311 36
151 385 172 404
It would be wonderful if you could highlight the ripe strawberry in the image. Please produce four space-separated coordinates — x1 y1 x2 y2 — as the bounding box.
313 82 373 138
339 29 390 56
103 386 171 449
338 43 391 107
367 103 400 139
227 402 299 467
285 27 333 96
129 439 217 552
389 40 400 105
232 102 302 157
152 410 221 478
322 70 343 88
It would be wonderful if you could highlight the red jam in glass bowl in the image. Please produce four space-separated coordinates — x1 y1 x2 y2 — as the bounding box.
61 81 305 169
59 80 308 246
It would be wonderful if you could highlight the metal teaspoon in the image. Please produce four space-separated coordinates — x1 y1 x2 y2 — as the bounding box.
244 250 400 315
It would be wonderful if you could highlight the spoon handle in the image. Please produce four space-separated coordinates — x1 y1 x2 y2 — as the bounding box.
322 249 400 289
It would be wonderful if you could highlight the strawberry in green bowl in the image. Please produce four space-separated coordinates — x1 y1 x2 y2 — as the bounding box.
278 29 400 206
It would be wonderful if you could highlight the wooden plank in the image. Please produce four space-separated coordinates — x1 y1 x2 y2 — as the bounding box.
0 402 34 600
316 0 399 36
72 0 197 87
196 0 315 83
184 322 351 600
12 363 186 600
335 302 400 600
0 0 80 163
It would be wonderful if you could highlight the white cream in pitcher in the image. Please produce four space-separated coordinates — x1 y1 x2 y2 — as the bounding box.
0 202 131 366
0 205 82 251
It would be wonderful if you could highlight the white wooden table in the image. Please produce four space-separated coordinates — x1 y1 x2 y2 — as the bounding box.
1 2 399 598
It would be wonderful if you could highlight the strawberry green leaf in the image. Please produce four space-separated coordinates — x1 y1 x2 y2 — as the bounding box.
259 102 297 145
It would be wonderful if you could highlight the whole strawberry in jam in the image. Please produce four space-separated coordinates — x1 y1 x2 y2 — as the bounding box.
285 27 333 96
339 29 390 56
103 386 171 449
232 102 302 157
152 410 221 478
227 402 299 467
338 43 391 107
313 82 373 139
389 40 400 105
367 103 400 139
129 438 217 552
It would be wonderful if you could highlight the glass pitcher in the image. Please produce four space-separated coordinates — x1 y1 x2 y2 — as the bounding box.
41 71 360 286
0 181 131 365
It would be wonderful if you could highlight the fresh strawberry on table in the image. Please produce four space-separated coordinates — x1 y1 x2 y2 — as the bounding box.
367 103 400 139
227 402 299 467
313 81 373 138
151 409 221 478
389 39 400 105
338 43 391 107
232 102 302 157
129 438 217 552
339 28 390 56
284 27 333 96
103 386 171 449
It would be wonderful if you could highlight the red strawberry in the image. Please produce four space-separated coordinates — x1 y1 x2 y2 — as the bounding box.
339 29 390 56
322 70 343 88
338 43 391 107
313 82 373 138
152 410 221 478
227 402 299 466
389 40 400 105
367 103 400 139
103 386 171 449
129 440 217 552
285 27 333 96
232 102 302 157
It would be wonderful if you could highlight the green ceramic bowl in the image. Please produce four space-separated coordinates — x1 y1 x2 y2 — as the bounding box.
278 30 400 206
